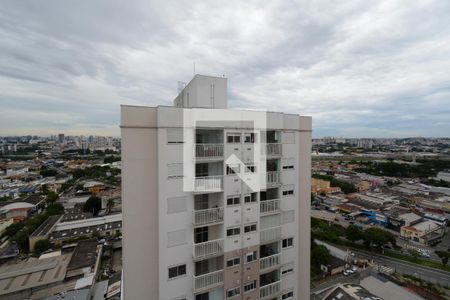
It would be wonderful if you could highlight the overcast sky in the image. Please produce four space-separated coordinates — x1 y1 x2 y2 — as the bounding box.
1 0 449 138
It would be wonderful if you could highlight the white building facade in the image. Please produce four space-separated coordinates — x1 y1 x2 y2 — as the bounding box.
121 75 311 300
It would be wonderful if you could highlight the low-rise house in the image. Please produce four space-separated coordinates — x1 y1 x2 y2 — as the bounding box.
320 257 347 276
398 212 423 227
400 220 445 245
50 214 122 243
0 254 72 300
0 194 45 222
424 213 448 226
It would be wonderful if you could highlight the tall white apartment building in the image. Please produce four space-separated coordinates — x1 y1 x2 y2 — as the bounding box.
121 75 311 300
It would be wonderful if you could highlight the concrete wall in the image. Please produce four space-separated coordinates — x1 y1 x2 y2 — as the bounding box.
297 116 312 299
121 105 159 299
174 75 227 109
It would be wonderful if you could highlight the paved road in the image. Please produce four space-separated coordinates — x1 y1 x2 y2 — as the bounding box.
351 248 450 287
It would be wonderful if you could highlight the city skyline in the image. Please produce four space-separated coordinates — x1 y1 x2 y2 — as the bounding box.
1 1 450 138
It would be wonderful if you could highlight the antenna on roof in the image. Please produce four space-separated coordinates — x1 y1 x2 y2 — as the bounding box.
193 61 196 75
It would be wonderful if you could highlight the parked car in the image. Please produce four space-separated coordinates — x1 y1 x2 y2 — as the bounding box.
343 270 351 276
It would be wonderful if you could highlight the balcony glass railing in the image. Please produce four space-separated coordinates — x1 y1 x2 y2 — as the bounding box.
260 253 281 271
194 269 224 291
194 175 223 192
260 199 280 214
193 238 224 260
195 144 224 158
260 280 281 299
266 143 282 156
193 207 224 226
266 171 281 185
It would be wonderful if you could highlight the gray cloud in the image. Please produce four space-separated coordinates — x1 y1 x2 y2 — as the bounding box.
0 0 449 137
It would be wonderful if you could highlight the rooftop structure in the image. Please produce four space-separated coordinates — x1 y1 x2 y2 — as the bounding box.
401 220 444 245
398 212 422 226
50 214 122 242
67 239 99 271
323 283 381 300
360 275 423 300
0 254 72 299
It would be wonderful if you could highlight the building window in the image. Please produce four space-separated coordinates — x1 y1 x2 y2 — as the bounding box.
281 263 294 276
226 164 240 175
168 264 186 279
195 293 209 300
246 251 257 263
244 223 257 233
282 189 294 196
226 257 241 268
282 291 294 299
226 226 240 237
282 158 295 170
227 133 241 143
244 280 257 293
227 287 241 298
194 227 208 243
244 132 255 143
244 164 256 173
227 195 240 206
244 193 257 203
282 237 293 249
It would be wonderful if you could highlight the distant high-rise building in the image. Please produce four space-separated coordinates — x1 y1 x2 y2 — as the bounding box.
121 75 312 300
58 133 65 144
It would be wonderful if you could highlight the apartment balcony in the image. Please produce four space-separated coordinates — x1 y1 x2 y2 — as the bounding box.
193 269 224 292
194 175 223 192
260 199 280 215
195 144 224 159
260 253 281 271
193 207 224 227
260 280 281 299
260 227 282 244
266 143 282 156
266 171 281 186
193 238 224 260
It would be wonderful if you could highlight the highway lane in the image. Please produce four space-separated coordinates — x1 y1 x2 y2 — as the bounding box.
351 249 450 287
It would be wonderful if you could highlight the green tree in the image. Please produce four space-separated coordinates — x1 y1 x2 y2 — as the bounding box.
311 245 331 267
46 191 59 203
345 225 364 242
34 239 52 255
83 196 102 216
41 184 49 195
40 167 57 177
2 222 25 239
363 227 395 248
13 230 30 252
104 156 120 164
436 251 450 266
46 203 64 215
